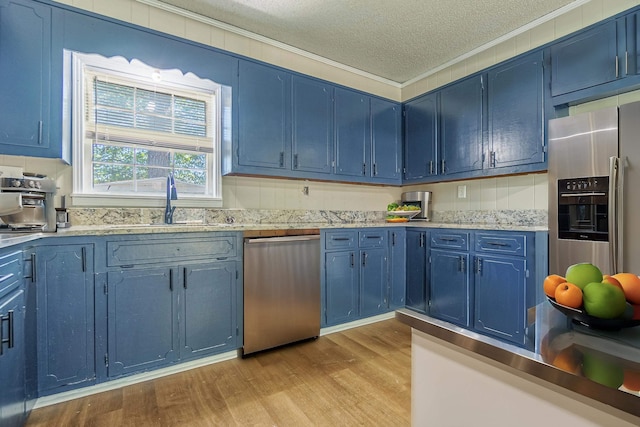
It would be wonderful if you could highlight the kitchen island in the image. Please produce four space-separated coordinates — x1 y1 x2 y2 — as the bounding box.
397 304 640 426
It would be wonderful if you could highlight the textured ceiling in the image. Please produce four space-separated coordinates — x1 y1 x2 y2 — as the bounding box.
157 0 579 83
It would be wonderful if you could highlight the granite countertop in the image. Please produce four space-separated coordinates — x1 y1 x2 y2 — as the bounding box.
53 220 547 237
396 304 640 419
0 220 547 249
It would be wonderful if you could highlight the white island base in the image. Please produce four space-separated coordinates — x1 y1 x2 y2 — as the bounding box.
412 329 640 427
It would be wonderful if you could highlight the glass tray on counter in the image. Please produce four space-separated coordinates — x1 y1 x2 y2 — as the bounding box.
386 209 421 220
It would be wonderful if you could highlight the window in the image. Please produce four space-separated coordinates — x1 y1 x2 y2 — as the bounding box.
66 51 229 206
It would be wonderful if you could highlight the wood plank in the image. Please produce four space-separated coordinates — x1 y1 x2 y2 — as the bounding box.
26 318 411 427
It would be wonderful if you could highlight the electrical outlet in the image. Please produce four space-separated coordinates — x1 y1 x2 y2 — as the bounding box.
457 185 467 199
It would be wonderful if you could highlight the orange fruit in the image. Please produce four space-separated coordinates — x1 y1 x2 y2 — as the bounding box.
602 275 623 291
552 346 581 374
623 370 640 392
555 282 583 308
544 274 566 298
612 273 640 304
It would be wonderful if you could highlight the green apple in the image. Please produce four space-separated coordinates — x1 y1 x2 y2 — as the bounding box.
565 263 603 290
582 350 624 389
583 281 627 319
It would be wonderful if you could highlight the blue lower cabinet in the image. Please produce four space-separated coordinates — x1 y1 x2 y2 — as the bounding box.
35 244 95 395
359 247 388 318
388 228 406 309
474 256 527 346
322 229 390 326
103 233 243 378
106 260 240 377
405 229 428 312
406 229 542 348
429 249 471 327
106 268 178 378
0 289 25 427
182 261 239 360
324 250 359 325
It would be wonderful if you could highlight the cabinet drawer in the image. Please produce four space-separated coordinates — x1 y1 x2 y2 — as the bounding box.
324 231 356 250
106 234 238 267
0 250 22 299
430 231 470 251
475 233 526 257
358 230 387 248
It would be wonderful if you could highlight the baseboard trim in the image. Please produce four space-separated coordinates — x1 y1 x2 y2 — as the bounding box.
33 350 238 409
320 312 395 336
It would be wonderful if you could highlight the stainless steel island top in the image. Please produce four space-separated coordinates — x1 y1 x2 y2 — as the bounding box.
396 304 640 419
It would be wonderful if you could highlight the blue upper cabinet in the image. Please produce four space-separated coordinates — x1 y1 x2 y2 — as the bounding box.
0 0 64 160
237 60 292 171
334 87 370 178
488 50 545 169
440 74 485 176
403 93 438 182
551 19 625 100
292 75 333 174
371 98 402 181
232 60 401 184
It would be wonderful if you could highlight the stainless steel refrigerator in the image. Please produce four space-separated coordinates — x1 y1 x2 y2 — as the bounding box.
548 102 640 276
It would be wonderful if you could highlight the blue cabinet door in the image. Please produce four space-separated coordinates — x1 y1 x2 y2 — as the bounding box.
371 98 402 180
389 228 406 309
324 250 358 325
0 289 25 427
181 261 238 360
292 75 333 174
360 247 388 317
0 0 63 159
440 75 484 175
405 229 427 312
334 88 369 177
474 256 527 346
237 60 291 170
404 94 438 181
36 244 95 394
429 249 470 327
488 51 545 168
107 268 178 377
551 20 620 96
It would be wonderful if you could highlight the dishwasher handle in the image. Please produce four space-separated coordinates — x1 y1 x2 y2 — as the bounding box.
245 235 320 244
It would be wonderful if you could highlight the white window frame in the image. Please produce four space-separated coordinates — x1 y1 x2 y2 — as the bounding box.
64 50 226 208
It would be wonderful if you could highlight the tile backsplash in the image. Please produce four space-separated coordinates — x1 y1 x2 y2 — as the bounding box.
1 154 548 215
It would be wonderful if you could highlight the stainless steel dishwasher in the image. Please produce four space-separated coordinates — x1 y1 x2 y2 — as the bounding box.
243 234 321 355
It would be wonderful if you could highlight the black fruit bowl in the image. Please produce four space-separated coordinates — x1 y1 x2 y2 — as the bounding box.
547 297 640 331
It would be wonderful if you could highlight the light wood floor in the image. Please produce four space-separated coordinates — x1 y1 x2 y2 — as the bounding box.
26 318 411 427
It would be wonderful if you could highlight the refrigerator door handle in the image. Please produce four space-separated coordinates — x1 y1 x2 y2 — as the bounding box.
608 156 621 274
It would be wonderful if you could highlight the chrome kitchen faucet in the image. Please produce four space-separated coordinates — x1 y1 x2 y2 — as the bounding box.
165 172 178 224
